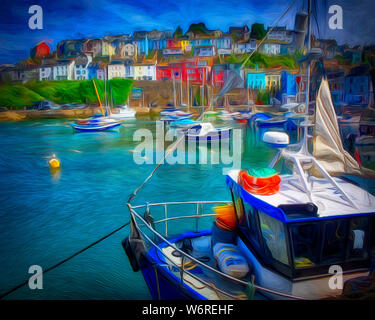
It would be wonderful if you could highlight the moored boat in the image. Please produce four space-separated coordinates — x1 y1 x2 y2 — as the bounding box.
183 123 232 141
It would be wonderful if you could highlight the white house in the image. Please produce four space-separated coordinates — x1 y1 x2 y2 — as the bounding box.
74 53 92 80
124 60 134 79
107 61 126 79
263 43 281 55
39 66 53 81
121 43 137 58
53 59 75 80
267 27 287 41
133 63 156 81
233 39 257 54
97 66 106 80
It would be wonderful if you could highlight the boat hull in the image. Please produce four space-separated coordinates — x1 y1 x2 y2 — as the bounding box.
186 129 231 141
70 122 122 132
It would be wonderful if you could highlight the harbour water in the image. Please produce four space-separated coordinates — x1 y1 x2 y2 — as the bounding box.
0 119 266 299
0 119 373 299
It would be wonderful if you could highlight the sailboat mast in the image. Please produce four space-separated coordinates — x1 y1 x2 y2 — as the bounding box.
305 0 312 114
172 72 176 107
301 0 312 153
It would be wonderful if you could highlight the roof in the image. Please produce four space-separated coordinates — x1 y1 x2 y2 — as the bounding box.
228 170 375 219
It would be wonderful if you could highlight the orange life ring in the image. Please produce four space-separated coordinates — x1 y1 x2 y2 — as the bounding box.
238 170 281 195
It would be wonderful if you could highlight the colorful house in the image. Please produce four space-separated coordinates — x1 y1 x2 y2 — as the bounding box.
74 53 92 80
212 64 228 87
265 71 281 91
162 48 183 57
327 70 346 107
156 65 172 81
30 41 51 58
179 38 191 52
191 38 216 47
345 65 370 106
39 65 54 81
166 39 181 49
108 60 126 79
246 70 266 89
233 39 257 54
121 43 137 59
53 59 75 80
193 46 216 57
280 70 297 103
133 63 157 81
216 36 232 50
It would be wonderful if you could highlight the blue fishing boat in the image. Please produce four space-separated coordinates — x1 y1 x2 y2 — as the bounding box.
123 79 375 300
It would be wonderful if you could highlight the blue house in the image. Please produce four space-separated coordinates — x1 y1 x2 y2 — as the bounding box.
216 36 232 50
246 71 266 89
192 38 216 48
279 71 297 102
193 46 216 57
345 65 370 106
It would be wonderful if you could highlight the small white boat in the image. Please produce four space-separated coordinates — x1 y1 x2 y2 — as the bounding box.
110 105 136 120
218 111 240 121
183 122 232 141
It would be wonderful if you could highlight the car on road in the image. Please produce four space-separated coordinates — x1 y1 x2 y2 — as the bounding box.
27 101 59 111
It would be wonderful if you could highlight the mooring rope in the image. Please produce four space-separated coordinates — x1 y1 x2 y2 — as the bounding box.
0 221 130 300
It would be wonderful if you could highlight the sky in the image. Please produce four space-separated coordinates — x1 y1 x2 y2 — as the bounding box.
0 0 374 64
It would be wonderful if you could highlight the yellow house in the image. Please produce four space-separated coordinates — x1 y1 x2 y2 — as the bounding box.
265 72 281 90
102 40 115 57
179 40 191 52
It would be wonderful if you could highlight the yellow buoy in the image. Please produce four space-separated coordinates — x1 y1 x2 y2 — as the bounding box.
49 158 60 169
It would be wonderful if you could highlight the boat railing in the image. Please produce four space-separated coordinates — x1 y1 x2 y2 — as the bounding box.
127 200 307 300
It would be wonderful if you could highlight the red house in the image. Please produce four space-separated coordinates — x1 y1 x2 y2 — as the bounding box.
166 39 181 49
156 58 211 85
212 64 227 87
156 65 172 80
30 41 51 58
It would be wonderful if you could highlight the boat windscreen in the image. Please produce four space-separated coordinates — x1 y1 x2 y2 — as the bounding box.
290 216 374 270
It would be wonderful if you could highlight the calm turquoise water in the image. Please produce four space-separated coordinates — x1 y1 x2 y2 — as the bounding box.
0 119 373 299
0 119 274 299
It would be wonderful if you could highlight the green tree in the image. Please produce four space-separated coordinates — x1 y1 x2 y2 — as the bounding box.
250 23 266 40
174 26 183 38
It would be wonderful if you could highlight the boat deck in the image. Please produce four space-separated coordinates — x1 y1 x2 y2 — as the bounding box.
228 170 375 218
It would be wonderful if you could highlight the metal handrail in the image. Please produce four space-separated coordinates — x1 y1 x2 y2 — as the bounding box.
130 200 231 209
127 201 308 300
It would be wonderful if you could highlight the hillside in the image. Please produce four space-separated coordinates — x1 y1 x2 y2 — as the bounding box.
0 79 134 109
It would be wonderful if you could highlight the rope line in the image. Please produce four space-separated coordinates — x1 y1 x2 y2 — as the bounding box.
128 110 207 203
0 221 130 300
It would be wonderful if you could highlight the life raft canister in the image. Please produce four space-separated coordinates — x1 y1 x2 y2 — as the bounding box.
238 167 281 195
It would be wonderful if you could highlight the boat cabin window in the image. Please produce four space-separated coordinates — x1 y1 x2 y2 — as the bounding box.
290 222 320 268
348 216 371 260
321 220 348 264
241 201 261 249
290 216 374 274
258 211 289 266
